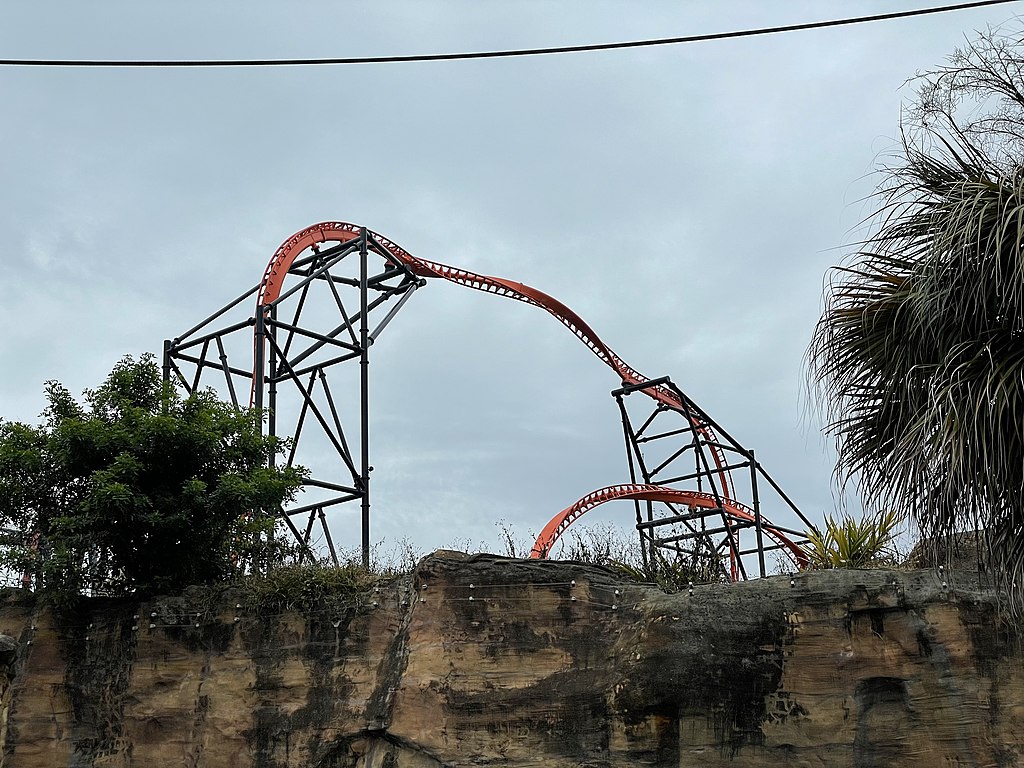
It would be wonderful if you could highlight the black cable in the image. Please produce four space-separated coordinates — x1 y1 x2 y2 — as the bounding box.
0 0 1018 68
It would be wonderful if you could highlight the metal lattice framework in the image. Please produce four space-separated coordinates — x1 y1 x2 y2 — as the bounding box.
618 376 814 577
529 375 815 578
165 225 423 565
530 484 808 572
165 221 815 576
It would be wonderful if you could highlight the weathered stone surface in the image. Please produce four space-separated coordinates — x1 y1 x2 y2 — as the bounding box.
0 554 1018 767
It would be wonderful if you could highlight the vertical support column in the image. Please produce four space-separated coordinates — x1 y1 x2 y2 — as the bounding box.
359 228 371 568
615 393 649 571
254 307 266 423
161 339 172 417
614 397 647 573
750 449 766 578
262 305 279 572
267 304 278 466
253 307 268 573
162 339 172 385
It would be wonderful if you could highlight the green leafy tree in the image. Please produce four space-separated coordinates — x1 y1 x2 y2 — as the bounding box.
808 26 1024 588
0 354 304 597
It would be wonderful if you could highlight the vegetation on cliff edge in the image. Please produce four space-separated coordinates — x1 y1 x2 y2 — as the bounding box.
809 25 1024 592
0 354 304 599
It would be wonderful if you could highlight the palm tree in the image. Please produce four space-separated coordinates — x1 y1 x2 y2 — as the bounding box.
808 27 1024 595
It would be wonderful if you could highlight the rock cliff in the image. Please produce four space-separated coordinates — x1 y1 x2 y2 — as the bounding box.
0 552 1018 767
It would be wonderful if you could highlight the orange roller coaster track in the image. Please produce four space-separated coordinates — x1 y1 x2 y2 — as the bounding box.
530 484 808 569
165 222 814 575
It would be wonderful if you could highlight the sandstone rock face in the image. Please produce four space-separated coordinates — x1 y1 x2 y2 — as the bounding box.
0 554 1018 767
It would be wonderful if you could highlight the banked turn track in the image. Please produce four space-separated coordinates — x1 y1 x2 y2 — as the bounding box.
255 222 809 571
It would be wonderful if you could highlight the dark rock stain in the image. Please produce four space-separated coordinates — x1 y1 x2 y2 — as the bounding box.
852 676 911 768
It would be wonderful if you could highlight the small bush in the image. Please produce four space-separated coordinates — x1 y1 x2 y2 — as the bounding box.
235 561 381 616
554 522 725 591
804 509 903 569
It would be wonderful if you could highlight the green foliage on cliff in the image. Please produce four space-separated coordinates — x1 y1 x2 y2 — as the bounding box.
808 26 1024 591
0 354 304 598
804 509 903 569
235 562 382 616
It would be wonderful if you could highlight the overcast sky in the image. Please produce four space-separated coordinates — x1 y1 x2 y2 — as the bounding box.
2 1 1018 561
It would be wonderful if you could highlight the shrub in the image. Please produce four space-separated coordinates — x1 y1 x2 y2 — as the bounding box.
0 354 304 598
804 509 904 569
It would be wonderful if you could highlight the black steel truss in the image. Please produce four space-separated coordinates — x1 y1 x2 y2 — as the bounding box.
613 377 816 578
164 228 424 566
163 223 813 577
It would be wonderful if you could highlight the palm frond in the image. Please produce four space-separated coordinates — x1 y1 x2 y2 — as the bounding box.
809 28 1024 600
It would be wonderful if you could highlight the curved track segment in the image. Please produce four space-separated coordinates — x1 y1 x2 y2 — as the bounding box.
529 483 808 570
255 222 809 574
258 222 735 496
260 222 679 408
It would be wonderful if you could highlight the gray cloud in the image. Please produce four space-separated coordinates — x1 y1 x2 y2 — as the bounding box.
2 1 1014 557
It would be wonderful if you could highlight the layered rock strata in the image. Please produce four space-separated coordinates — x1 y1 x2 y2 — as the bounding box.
0 552 1017 767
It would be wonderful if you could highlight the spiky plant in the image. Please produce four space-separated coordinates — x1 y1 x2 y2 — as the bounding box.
809 27 1024 599
804 509 904 570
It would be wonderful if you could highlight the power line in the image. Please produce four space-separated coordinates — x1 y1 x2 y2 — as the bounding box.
0 0 1019 68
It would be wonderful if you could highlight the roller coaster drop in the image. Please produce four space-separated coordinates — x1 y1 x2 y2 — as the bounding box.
165 222 815 578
